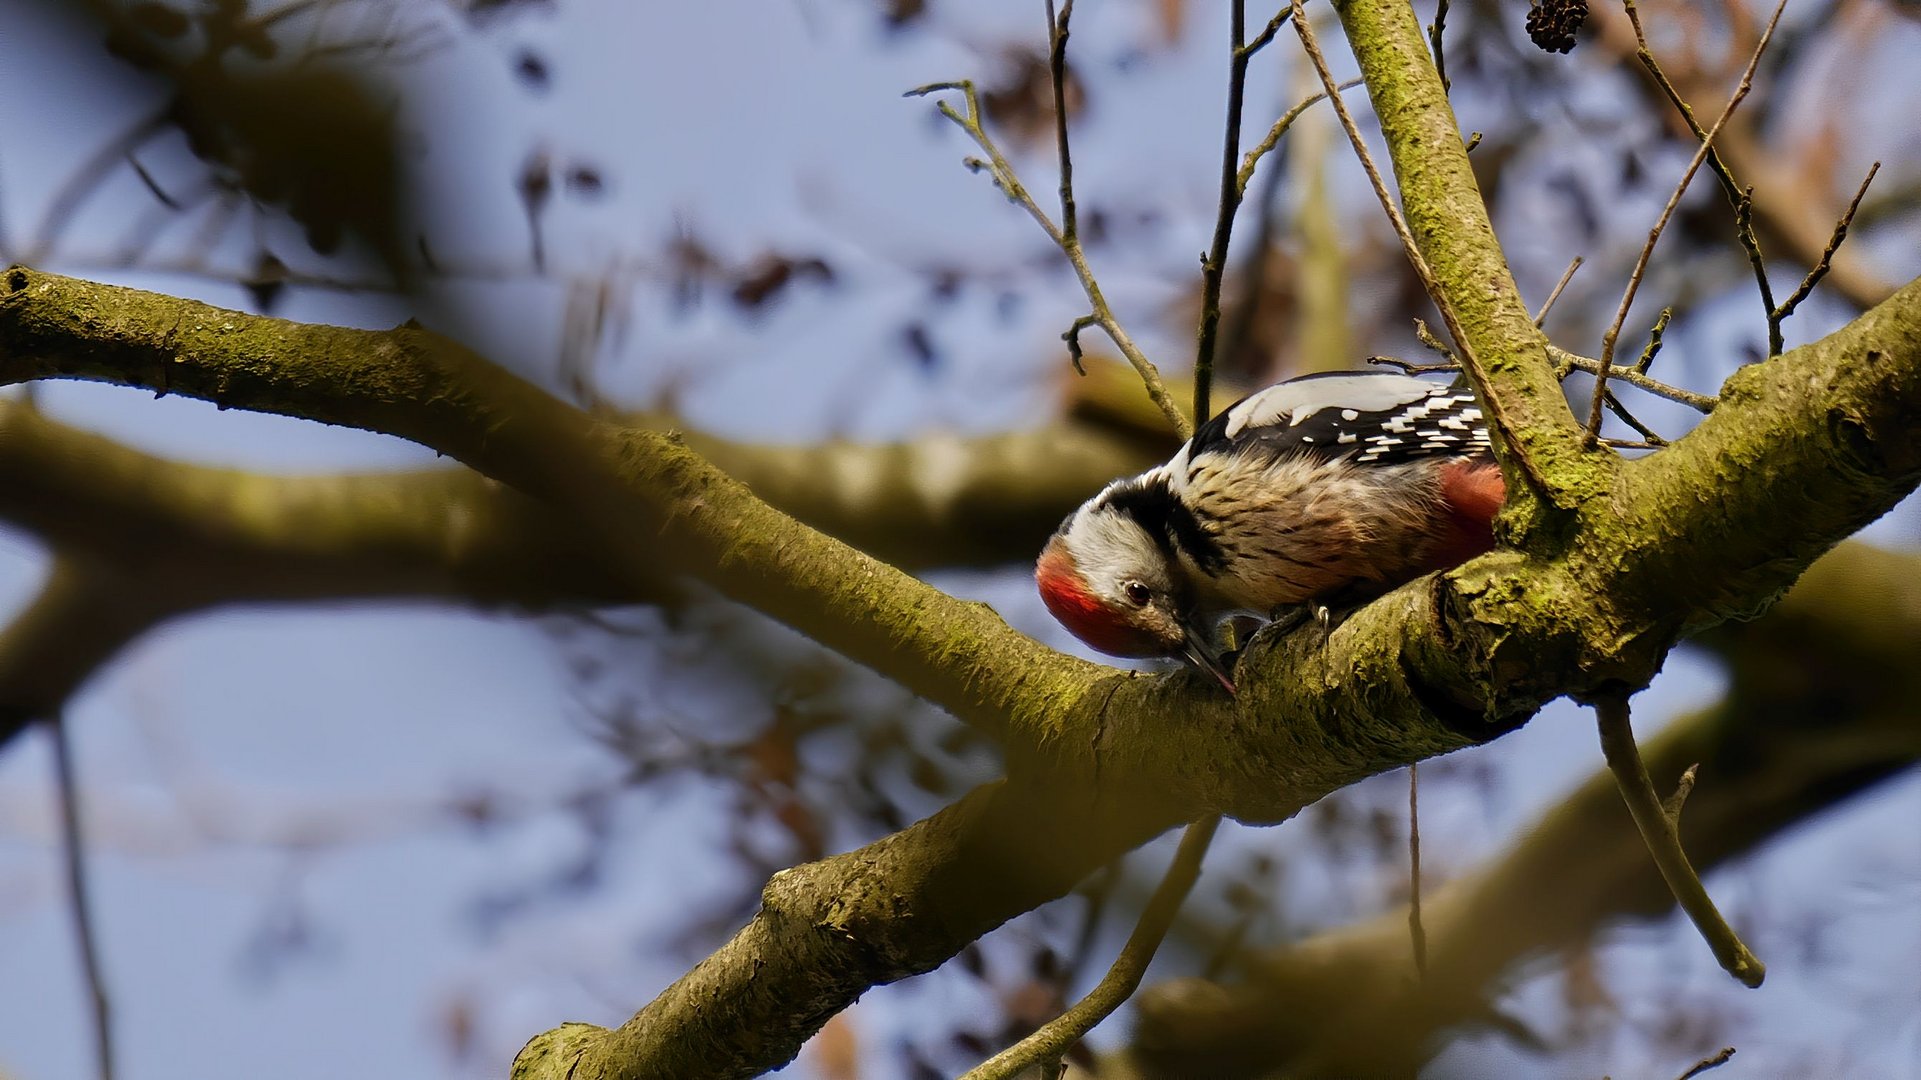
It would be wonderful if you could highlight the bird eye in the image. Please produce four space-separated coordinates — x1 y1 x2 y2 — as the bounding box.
1122 581 1152 606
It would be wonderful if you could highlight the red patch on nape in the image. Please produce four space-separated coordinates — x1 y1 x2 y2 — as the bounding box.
1036 542 1159 658
1430 459 1508 570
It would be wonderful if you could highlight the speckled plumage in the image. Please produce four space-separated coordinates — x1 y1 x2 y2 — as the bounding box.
1037 372 1503 678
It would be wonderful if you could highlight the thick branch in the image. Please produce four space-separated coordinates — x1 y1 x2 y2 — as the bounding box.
0 267 1103 749
0 392 1160 743
9 265 1921 1076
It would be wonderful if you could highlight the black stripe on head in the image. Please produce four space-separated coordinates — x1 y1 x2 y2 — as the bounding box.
1098 475 1226 574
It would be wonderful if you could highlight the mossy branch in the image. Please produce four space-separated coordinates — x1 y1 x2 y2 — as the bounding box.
9 262 1921 1075
1129 544 1921 1074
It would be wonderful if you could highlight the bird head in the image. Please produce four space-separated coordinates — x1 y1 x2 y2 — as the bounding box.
1035 510 1235 691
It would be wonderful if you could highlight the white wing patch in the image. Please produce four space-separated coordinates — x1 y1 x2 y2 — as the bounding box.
1223 373 1437 438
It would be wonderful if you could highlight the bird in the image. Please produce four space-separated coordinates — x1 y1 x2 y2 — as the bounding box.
1035 370 1505 690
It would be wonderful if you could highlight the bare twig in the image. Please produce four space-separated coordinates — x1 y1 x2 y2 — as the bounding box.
1732 188 1781 349
1046 0 1078 245
1195 0 1254 425
1366 355 1460 377
1427 0 1451 93
1413 318 1458 364
1533 255 1584 326
1407 764 1427 981
1062 313 1098 376
1634 307 1673 373
907 79 1190 437
1676 1046 1737 1080
1290 5 1442 320
1218 76 1361 371
1380 336 1707 416
20 109 173 263
49 714 115 1080
1771 162 1880 337
1620 0 1744 207
1595 695 1765 988
1550 346 1714 412
1623 0 1774 326
1588 0 1786 447
1602 390 1668 446
961 816 1222 1080
1243 5 1292 57
1236 77 1363 194
1662 762 1700 821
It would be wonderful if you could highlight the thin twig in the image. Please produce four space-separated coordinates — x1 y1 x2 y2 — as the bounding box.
1676 1046 1737 1080
21 109 173 263
1046 0 1078 245
1662 762 1700 821
1413 317 1458 364
1062 313 1098 376
1771 162 1879 337
1588 0 1787 448
907 78 1191 437
1595 695 1765 988
1427 0 1451 93
1533 255 1584 326
1195 0 1253 426
50 714 116 1080
1549 346 1714 412
1408 764 1427 981
1634 307 1673 373
961 816 1223 1080
1732 188 1781 353
1215 74 1360 373
1290 5 1441 317
1602 390 1667 446
1243 5 1291 58
1623 0 1773 337
1366 355 1460 377
1236 76 1363 194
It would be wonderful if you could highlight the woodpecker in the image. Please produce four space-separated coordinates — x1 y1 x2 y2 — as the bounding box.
1035 370 1505 690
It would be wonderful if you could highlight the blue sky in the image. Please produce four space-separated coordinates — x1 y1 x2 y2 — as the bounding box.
1 2 1918 1077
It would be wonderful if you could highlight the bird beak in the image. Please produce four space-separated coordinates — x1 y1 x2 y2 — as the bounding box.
1181 625 1237 694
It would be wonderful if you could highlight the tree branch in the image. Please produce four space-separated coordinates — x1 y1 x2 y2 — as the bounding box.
49 705 114 1080
1324 0 1592 503
1590 1 1895 313
907 81 1191 438
1594 693 1764 987
1194 0 1253 425
1127 541 1921 1075
1589 0 1785 447
9 261 1921 1075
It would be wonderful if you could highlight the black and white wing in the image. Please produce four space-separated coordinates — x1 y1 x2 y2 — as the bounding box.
1186 370 1490 467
